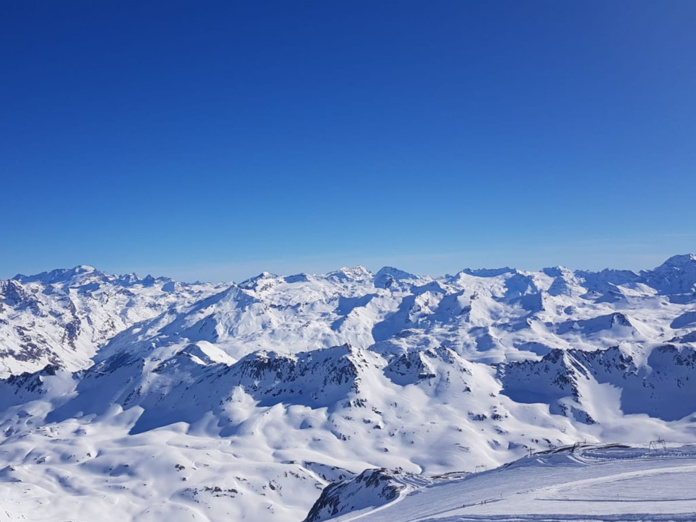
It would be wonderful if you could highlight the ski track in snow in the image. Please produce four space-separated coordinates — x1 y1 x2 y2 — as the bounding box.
339 446 696 521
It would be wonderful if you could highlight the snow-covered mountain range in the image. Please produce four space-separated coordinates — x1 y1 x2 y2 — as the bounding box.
2 255 696 521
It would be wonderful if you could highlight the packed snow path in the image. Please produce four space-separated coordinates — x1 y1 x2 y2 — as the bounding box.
334 445 696 521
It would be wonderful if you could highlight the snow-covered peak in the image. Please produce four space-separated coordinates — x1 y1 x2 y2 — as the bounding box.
14 264 100 285
656 253 696 268
541 265 573 278
460 266 515 278
374 267 417 280
374 266 419 289
328 266 373 281
239 271 278 290
644 253 696 294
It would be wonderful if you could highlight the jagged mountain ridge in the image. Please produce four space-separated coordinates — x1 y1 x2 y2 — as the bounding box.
1 255 696 521
0 265 224 375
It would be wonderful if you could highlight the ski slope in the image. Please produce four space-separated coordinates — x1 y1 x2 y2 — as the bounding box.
327 445 696 521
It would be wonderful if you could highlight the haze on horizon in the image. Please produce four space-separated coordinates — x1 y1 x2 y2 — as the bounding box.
2 1 695 281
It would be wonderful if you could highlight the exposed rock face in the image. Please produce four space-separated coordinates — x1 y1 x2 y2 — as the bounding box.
500 344 696 422
303 469 405 522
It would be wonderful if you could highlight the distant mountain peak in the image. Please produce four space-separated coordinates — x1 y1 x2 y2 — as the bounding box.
328 266 372 281
374 267 418 288
239 271 278 290
14 264 100 284
644 253 696 294
461 266 516 277
657 253 696 268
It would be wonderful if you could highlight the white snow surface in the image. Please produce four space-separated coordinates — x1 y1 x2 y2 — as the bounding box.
322 444 696 521
0 255 695 520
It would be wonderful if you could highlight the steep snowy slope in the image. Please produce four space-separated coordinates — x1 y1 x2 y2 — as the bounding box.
0 255 696 521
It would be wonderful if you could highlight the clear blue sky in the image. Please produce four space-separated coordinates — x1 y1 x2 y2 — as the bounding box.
2 1 695 281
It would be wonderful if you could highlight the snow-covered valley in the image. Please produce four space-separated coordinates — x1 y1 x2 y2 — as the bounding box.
2 255 696 520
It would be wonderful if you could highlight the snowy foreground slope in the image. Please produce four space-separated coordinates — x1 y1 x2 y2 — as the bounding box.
1 255 696 520
312 444 696 521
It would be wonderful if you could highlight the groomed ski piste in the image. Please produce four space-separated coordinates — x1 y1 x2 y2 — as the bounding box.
320 444 696 521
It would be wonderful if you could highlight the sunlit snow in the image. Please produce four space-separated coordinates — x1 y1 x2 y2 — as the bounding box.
1 255 696 520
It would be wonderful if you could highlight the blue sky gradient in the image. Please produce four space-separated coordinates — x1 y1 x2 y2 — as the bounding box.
2 1 695 281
